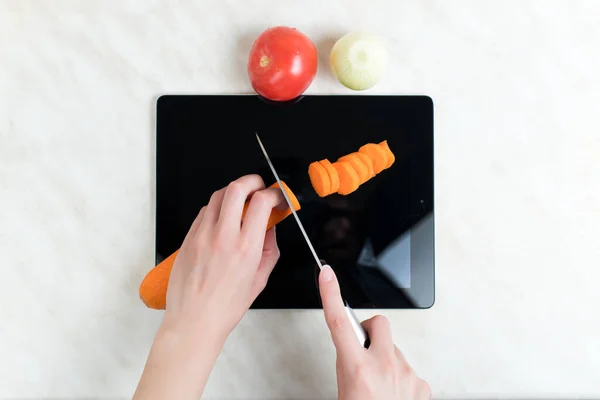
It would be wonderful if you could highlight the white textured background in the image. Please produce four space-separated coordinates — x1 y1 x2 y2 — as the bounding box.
1 0 599 398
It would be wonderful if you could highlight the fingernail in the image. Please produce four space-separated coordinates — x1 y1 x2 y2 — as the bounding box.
321 265 334 282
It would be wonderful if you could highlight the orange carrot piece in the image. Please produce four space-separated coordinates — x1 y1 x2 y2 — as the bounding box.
379 140 396 169
334 161 361 195
319 159 339 194
339 153 369 184
139 181 301 310
359 143 388 174
308 161 331 197
356 152 374 178
139 250 177 310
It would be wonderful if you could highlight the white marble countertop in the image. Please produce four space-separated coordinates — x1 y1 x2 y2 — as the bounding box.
1 1 599 398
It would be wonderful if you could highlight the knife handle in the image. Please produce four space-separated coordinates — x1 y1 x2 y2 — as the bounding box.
345 301 371 349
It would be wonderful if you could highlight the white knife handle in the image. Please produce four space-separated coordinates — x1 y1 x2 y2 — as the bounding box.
345 302 370 348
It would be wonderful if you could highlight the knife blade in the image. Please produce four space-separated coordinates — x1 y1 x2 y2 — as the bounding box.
255 133 323 270
255 133 370 348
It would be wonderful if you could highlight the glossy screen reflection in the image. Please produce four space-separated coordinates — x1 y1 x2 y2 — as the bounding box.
156 95 434 309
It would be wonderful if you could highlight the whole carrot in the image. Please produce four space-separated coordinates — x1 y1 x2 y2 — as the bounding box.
139 181 300 310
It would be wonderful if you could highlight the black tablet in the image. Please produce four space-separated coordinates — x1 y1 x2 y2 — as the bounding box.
156 95 434 309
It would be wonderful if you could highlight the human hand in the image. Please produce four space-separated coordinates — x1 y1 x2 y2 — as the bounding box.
134 175 284 400
318 266 431 400
164 174 284 337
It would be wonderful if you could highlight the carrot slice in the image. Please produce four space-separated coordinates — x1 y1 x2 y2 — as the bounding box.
356 152 374 178
339 153 370 184
308 161 331 197
139 181 300 310
359 143 388 174
319 159 340 194
379 140 396 169
334 161 361 195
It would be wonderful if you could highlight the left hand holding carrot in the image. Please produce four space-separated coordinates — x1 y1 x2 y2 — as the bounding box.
134 174 285 400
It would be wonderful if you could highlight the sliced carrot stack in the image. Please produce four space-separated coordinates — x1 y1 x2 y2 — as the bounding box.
140 181 301 310
307 141 395 197
359 143 388 174
356 152 375 178
308 161 331 197
379 140 396 169
334 161 361 195
319 159 340 194
338 153 369 184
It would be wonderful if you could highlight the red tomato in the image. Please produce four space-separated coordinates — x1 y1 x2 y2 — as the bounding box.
248 26 318 102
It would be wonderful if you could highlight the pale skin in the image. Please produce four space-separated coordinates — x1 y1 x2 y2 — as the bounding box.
133 174 431 400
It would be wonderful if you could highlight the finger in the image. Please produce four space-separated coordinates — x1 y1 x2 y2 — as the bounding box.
318 265 362 359
394 345 415 375
394 345 408 364
201 187 226 232
262 225 278 254
218 175 265 233
256 227 279 278
187 206 206 238
252 227 280 296
361 315 394 353
418 379 432 400
241 187 284 245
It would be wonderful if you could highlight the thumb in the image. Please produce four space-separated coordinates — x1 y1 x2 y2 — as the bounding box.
319 265 361 358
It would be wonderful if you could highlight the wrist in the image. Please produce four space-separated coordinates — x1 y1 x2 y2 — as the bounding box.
157 312 228 353
137 314 227 400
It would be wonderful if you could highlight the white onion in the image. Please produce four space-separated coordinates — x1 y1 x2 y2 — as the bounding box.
330 32 388 91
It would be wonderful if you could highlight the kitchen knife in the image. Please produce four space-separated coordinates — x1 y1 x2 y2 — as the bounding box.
255 133 370 349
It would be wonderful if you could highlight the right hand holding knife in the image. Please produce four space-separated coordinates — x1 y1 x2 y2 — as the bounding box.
318 265 431 400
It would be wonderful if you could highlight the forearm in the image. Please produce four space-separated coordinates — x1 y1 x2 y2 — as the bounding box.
133 318 226 400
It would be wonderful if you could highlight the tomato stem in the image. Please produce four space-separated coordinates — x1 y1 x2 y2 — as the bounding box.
260 56 270 67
